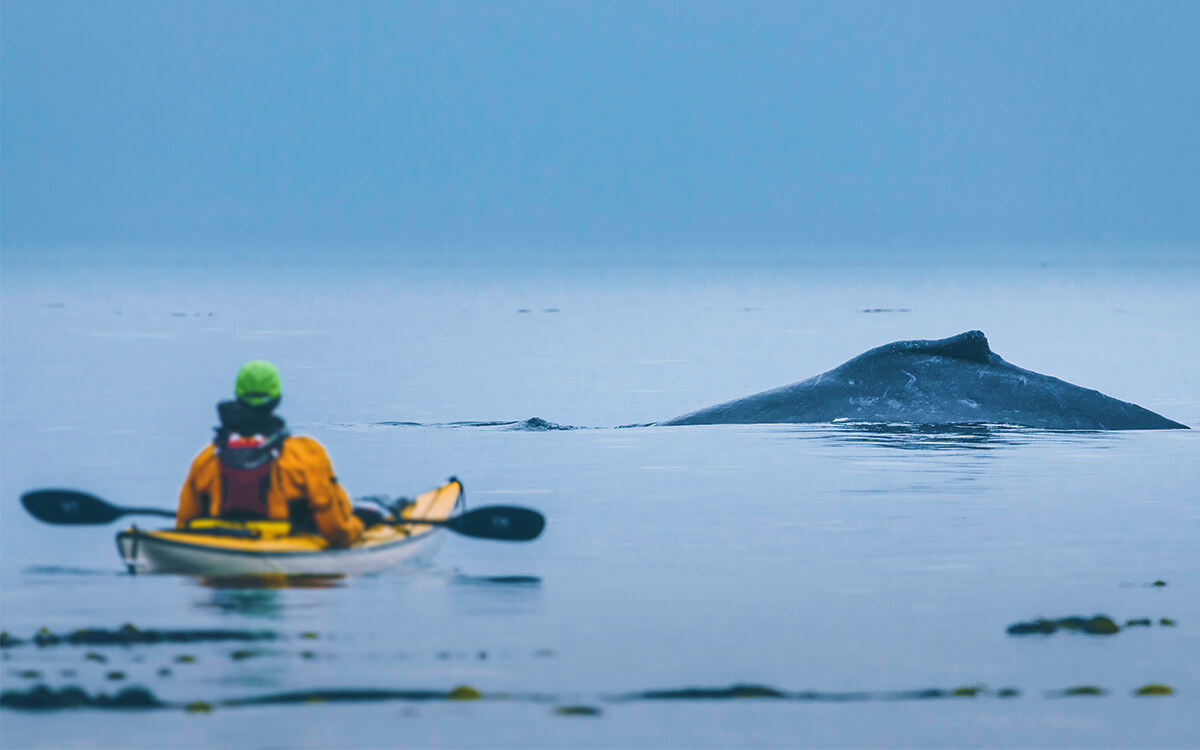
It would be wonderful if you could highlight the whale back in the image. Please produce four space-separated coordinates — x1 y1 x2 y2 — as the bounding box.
852 330 994 366
662 330 1187 429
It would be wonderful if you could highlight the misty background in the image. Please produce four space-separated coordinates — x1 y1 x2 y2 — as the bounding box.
3 0 1198 264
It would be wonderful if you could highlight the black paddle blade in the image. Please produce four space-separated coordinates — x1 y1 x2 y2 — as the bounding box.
443 505 546 542
21 490 125 525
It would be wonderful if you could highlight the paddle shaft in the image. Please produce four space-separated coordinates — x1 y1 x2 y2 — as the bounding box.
22 490 543 542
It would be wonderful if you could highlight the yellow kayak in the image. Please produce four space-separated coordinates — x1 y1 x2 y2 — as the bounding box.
115 480 463 576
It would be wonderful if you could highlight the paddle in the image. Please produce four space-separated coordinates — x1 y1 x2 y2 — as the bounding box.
20 489 545 542
400 505 545 542
21 489 176 525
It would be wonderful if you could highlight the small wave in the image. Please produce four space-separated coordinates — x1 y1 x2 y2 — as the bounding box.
23 565 118 576
454 574 542 586
812 422 1036 451
369 417 581 431
505 417 577 431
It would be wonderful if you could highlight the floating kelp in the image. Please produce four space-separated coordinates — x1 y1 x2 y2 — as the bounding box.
226 688 452 707
631 684 788 700
0 680 1169 713
448 685 482 700
1125 618 1153 628
1007 615 1120 636
628 684 1023 703
880 687 1011 701
15 624 278 648
555 705 603 716
1 685 162 710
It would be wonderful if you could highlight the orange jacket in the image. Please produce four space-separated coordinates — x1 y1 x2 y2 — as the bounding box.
176 435 364 548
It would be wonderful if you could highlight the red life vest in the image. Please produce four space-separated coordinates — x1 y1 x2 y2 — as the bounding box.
215 432 284 518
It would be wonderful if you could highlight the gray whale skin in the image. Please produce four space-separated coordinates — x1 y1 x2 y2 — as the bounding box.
664 331 1187 430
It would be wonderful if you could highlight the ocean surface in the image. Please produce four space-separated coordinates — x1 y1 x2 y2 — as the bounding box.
1 257 1198 748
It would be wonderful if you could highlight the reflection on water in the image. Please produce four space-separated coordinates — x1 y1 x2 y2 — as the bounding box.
192 575 345 619
453 574 542 586
449 573 544 616
22 566 121 577
788 423 1082 451
195 575 346 590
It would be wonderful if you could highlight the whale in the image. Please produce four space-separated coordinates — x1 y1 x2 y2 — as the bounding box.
663 331 1187 430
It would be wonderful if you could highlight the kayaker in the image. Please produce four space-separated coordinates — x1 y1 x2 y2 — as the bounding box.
175 360 366 548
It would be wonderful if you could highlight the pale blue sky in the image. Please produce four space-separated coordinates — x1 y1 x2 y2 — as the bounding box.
3 1 1198 262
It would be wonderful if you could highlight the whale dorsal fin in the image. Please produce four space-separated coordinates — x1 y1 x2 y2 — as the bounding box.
889 330 993 363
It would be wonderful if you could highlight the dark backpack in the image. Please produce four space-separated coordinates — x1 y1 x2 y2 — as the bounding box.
213 400 288 519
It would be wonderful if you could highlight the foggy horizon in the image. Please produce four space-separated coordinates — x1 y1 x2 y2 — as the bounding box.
4 1 1199 264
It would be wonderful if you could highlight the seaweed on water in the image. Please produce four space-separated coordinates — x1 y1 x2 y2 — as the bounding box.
1007 615 1120 636
555 705 603 716
226 688 451 707
1 685 162 710
630 684 788 701
884 688 946 701
16 624 278 648
0 680 1162 713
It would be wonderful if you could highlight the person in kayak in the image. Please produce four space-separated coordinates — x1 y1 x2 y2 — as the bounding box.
175 360 367 548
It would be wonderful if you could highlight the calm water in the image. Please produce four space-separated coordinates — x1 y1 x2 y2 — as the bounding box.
2 258 1198 748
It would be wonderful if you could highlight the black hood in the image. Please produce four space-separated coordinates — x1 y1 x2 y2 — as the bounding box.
216 399 286 437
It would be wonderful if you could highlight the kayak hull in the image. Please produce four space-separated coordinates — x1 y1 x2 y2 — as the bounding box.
116 480 463 576
116 526 449 576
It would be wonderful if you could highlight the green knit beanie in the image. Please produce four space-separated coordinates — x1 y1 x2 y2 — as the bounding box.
235 360 281 407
